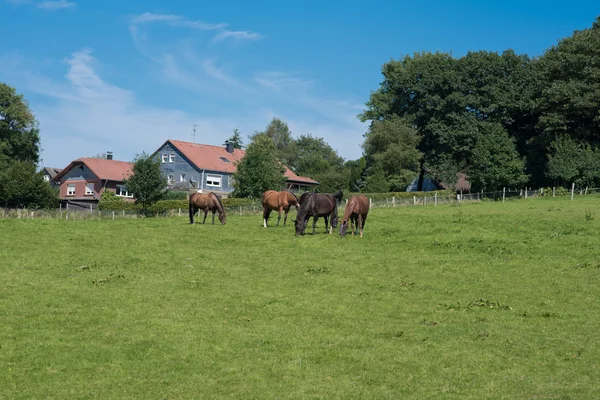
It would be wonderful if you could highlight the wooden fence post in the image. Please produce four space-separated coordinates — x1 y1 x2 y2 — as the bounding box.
434 193 437 206
413 196 416 206
571 183 575 200
369 198 372 209
553 187 556 197
112 211 115 220
502 187 505 203
392 196 395 207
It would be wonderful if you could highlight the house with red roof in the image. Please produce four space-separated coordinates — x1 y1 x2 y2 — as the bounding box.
52 155 134 208
150 139 319 196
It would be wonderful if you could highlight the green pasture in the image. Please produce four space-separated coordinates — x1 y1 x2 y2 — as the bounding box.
2 196 600 399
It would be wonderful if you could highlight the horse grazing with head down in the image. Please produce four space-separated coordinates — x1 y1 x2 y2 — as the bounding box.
294 190 343 236
189 192 226 225
339 195 369 237
261 190 300 227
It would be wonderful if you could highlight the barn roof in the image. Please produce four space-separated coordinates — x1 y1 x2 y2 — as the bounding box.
53 158 133 182
163 139 319 185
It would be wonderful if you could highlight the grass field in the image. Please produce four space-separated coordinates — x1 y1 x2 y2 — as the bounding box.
2 196 600 399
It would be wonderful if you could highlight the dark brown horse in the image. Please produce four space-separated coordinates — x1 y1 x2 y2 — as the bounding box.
339 195 369 237
294 190 343 235
261 190 300 227
189 192 226 225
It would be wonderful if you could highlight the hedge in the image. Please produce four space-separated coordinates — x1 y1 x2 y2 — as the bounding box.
343 190 454 201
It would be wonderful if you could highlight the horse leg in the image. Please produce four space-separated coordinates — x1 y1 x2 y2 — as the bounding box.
263 208 272 228
276 206 282 227
325 215 331 235
358 214 364 237
212 210 216 225
312 216 318 235
202 209 208 224
189 204 195 224
283 207 290 226
351 215 356 236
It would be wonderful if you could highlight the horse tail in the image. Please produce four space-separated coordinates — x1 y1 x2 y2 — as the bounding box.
333 190 343 204
288 190 299 204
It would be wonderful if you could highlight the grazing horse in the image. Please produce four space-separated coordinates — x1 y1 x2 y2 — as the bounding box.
189 192 226 225
339 195 369 237
294 190 343 236
261 190 300 227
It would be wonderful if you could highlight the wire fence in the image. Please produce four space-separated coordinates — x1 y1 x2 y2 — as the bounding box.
2 186 599 220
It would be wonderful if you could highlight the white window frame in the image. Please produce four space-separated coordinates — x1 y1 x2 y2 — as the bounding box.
67 184 75 196
180 173 186 182
167 174 174 184
43 175 50 182
169 153 175 163
115 185 134 198
161 153 168 163
85 183 94 195
206 174 222 188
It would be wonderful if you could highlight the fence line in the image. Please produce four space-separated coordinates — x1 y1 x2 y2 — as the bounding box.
2 186 599 220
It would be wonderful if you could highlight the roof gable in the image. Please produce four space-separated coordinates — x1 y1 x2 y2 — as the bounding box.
53 158 133 182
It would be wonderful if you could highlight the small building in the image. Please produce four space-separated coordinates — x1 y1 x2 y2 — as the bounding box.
41 167 63 189
151 139 319 196
406 172 471 193
52 157 134 209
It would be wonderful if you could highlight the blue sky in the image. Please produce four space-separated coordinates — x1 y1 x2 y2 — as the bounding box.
1 0 598 169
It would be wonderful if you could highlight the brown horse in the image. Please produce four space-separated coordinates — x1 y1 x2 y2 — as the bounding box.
261 190 300 227
189 192 226 225
339 195 369 237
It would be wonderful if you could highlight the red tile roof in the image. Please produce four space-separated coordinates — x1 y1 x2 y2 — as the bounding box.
53 158 133 182
167 139 319 185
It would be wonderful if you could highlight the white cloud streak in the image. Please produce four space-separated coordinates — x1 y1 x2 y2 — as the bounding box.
130 12 226 31
37 0 75 10
211 30 262 44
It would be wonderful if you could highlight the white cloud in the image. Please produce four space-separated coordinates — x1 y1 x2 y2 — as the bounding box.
211 30 262 44
130 12 226 31
37 0 75 10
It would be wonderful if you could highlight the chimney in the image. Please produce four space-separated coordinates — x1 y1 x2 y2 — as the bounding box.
106 151 113 160
224 141 234 154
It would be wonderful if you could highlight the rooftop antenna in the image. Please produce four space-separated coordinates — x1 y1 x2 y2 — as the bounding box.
191 124 197 143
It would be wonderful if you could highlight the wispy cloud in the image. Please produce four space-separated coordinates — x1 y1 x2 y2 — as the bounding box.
130 12 226 31
254 71 313 92
211 30 262 44
37 0 75 10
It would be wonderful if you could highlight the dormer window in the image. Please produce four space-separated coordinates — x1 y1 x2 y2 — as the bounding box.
219 157 231 163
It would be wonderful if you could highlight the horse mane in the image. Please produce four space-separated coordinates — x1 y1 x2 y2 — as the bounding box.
210 192 225 212
287 190 299 203
332 190 343 204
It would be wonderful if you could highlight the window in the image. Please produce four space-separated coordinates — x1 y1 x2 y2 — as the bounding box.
219 156 231 163
43 175 50 182
116 185 133 198
85 183 94 195
180 173 186 182
67 184 75 196
168 174 174 184
206 175 222 187
161 153 168 163
169 153 175 163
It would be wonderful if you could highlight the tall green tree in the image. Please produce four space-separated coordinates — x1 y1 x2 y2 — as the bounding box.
122 152 167 213
468 123 528 191
0 82 41 164
232 134 286 198
293 134 347 192
251 118 296 166
226 128 244 149
362 116 422 191
0 161 59 208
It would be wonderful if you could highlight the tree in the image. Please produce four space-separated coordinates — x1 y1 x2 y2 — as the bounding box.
0 161 58 208
546 136 600 187
231 134 286 198
293 134 347 192
363 164 389 193
251 118 296 166
226 128 244 149
468 123 528 191
122 152 167 213
362 116 422 192
0 82 41 164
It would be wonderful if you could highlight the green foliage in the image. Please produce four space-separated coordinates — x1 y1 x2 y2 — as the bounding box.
100 190 122 202
345 157 366 192
226 128 244 150
468 123 528 191
293 134 347 192
163 190 188 200
251 118 296 167
98 197 257 213
0 160 59 208
362 116 422 191
546 136 600 186
0 82 41 164
232 134 286 198
363 164 389 193
123 152 168 212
